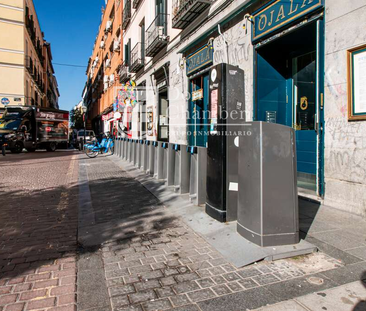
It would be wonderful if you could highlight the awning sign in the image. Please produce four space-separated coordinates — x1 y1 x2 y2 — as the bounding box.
252 0 323 42
102 112 114 121
186 45 213 76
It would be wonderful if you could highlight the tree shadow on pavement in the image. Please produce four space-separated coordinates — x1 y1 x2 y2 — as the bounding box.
0 154 179 283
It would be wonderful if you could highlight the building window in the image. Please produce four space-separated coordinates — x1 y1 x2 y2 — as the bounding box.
140 19 145 60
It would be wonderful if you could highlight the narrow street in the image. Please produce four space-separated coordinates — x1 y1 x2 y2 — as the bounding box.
1 151 366 311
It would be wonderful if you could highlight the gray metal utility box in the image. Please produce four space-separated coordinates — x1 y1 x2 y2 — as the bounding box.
237 121 299 247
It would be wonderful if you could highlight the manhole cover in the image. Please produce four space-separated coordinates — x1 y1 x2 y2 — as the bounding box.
307 277 324 285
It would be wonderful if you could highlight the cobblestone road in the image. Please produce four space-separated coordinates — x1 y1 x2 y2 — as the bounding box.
0 151 79 311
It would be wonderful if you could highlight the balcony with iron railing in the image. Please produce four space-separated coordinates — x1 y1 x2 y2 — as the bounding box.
130 42 144 73
122 0 131 30
145 13 169 58
172 0 213 29
132 0 142 9
25 56 34 75
119 62 130 83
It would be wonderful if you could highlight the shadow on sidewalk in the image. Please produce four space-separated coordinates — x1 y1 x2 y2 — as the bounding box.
0 167 179 283
298 198 321 239
0 183 78 281
353 271 366 311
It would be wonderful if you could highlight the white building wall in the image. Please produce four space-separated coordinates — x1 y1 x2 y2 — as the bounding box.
119 0 366 216
323 0 366 216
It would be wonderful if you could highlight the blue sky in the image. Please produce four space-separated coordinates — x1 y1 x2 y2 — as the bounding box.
34 0 105 111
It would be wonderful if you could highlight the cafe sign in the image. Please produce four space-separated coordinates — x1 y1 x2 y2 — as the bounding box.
252 0 323 42
186 45 213 76
192 89 203 101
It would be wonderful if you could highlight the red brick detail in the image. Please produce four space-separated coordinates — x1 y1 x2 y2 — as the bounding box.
33 279 59 289
4 303 25 311
11 258 26 265
27 273 51 282
27 297 56 310
61 263 76 270
57 294 75 306
50 285 75 296
7 277 25 285
60 276 76 286
0 287 12 295
20 289 47 301
13 283 32 292
52 269 76 278
0 279 7 286
48 305 76 311
57 258 76 264
37 265 61 273
0 294 17 306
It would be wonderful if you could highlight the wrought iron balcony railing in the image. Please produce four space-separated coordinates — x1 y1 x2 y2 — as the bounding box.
130 42 144 73
172 0 213 29
119 62 130 83
145 13 169 57
122 0 131 30
25 56 34 75
133 0 142 9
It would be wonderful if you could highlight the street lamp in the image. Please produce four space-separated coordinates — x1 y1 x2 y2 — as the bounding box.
82 106 87 148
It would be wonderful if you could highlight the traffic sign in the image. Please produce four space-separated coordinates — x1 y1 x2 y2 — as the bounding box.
1 98 10 106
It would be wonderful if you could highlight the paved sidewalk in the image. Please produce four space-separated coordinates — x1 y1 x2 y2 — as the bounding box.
0 151 79 311
78 153 366 311
255 279 366 311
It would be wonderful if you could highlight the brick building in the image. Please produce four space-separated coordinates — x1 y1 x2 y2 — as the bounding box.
83 0 123 134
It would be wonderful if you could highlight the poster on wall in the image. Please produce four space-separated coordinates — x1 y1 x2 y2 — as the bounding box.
210 89 218 133
348 44 366 120
147 106 154 136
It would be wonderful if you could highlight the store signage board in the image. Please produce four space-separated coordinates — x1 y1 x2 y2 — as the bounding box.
252 0 323 42
348 44 366 120
102 112 114 121
192 89 203 101
186 45 213 76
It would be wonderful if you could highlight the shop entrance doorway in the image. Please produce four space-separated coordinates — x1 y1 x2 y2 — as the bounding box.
255 19 324 195
188 73 209 147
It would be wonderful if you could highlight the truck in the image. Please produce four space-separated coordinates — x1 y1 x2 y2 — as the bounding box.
0 106 69 154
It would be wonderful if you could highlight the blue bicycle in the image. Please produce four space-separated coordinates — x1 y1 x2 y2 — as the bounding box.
85 134 114 158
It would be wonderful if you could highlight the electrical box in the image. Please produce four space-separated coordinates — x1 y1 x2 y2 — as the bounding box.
237 121 299 247
206 63 245 222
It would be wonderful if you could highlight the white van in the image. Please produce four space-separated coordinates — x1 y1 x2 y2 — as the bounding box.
76 130 95 148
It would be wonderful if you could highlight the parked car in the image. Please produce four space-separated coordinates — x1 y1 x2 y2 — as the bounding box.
76 130 95 148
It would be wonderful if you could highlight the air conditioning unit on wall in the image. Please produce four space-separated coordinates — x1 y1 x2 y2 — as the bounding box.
100 41 105 49
105 59 111 68
106 21 112 32
109 74 115 86
113 40 120 52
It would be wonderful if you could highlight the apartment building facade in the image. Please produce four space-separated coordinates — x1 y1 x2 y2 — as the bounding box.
84 0 123 134
86 0 366 217
0 0 60 115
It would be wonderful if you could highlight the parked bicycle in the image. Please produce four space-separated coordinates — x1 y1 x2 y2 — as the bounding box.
84 133 114 158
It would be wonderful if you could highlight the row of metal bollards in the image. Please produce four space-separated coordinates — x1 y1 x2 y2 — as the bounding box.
115 137 207 206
